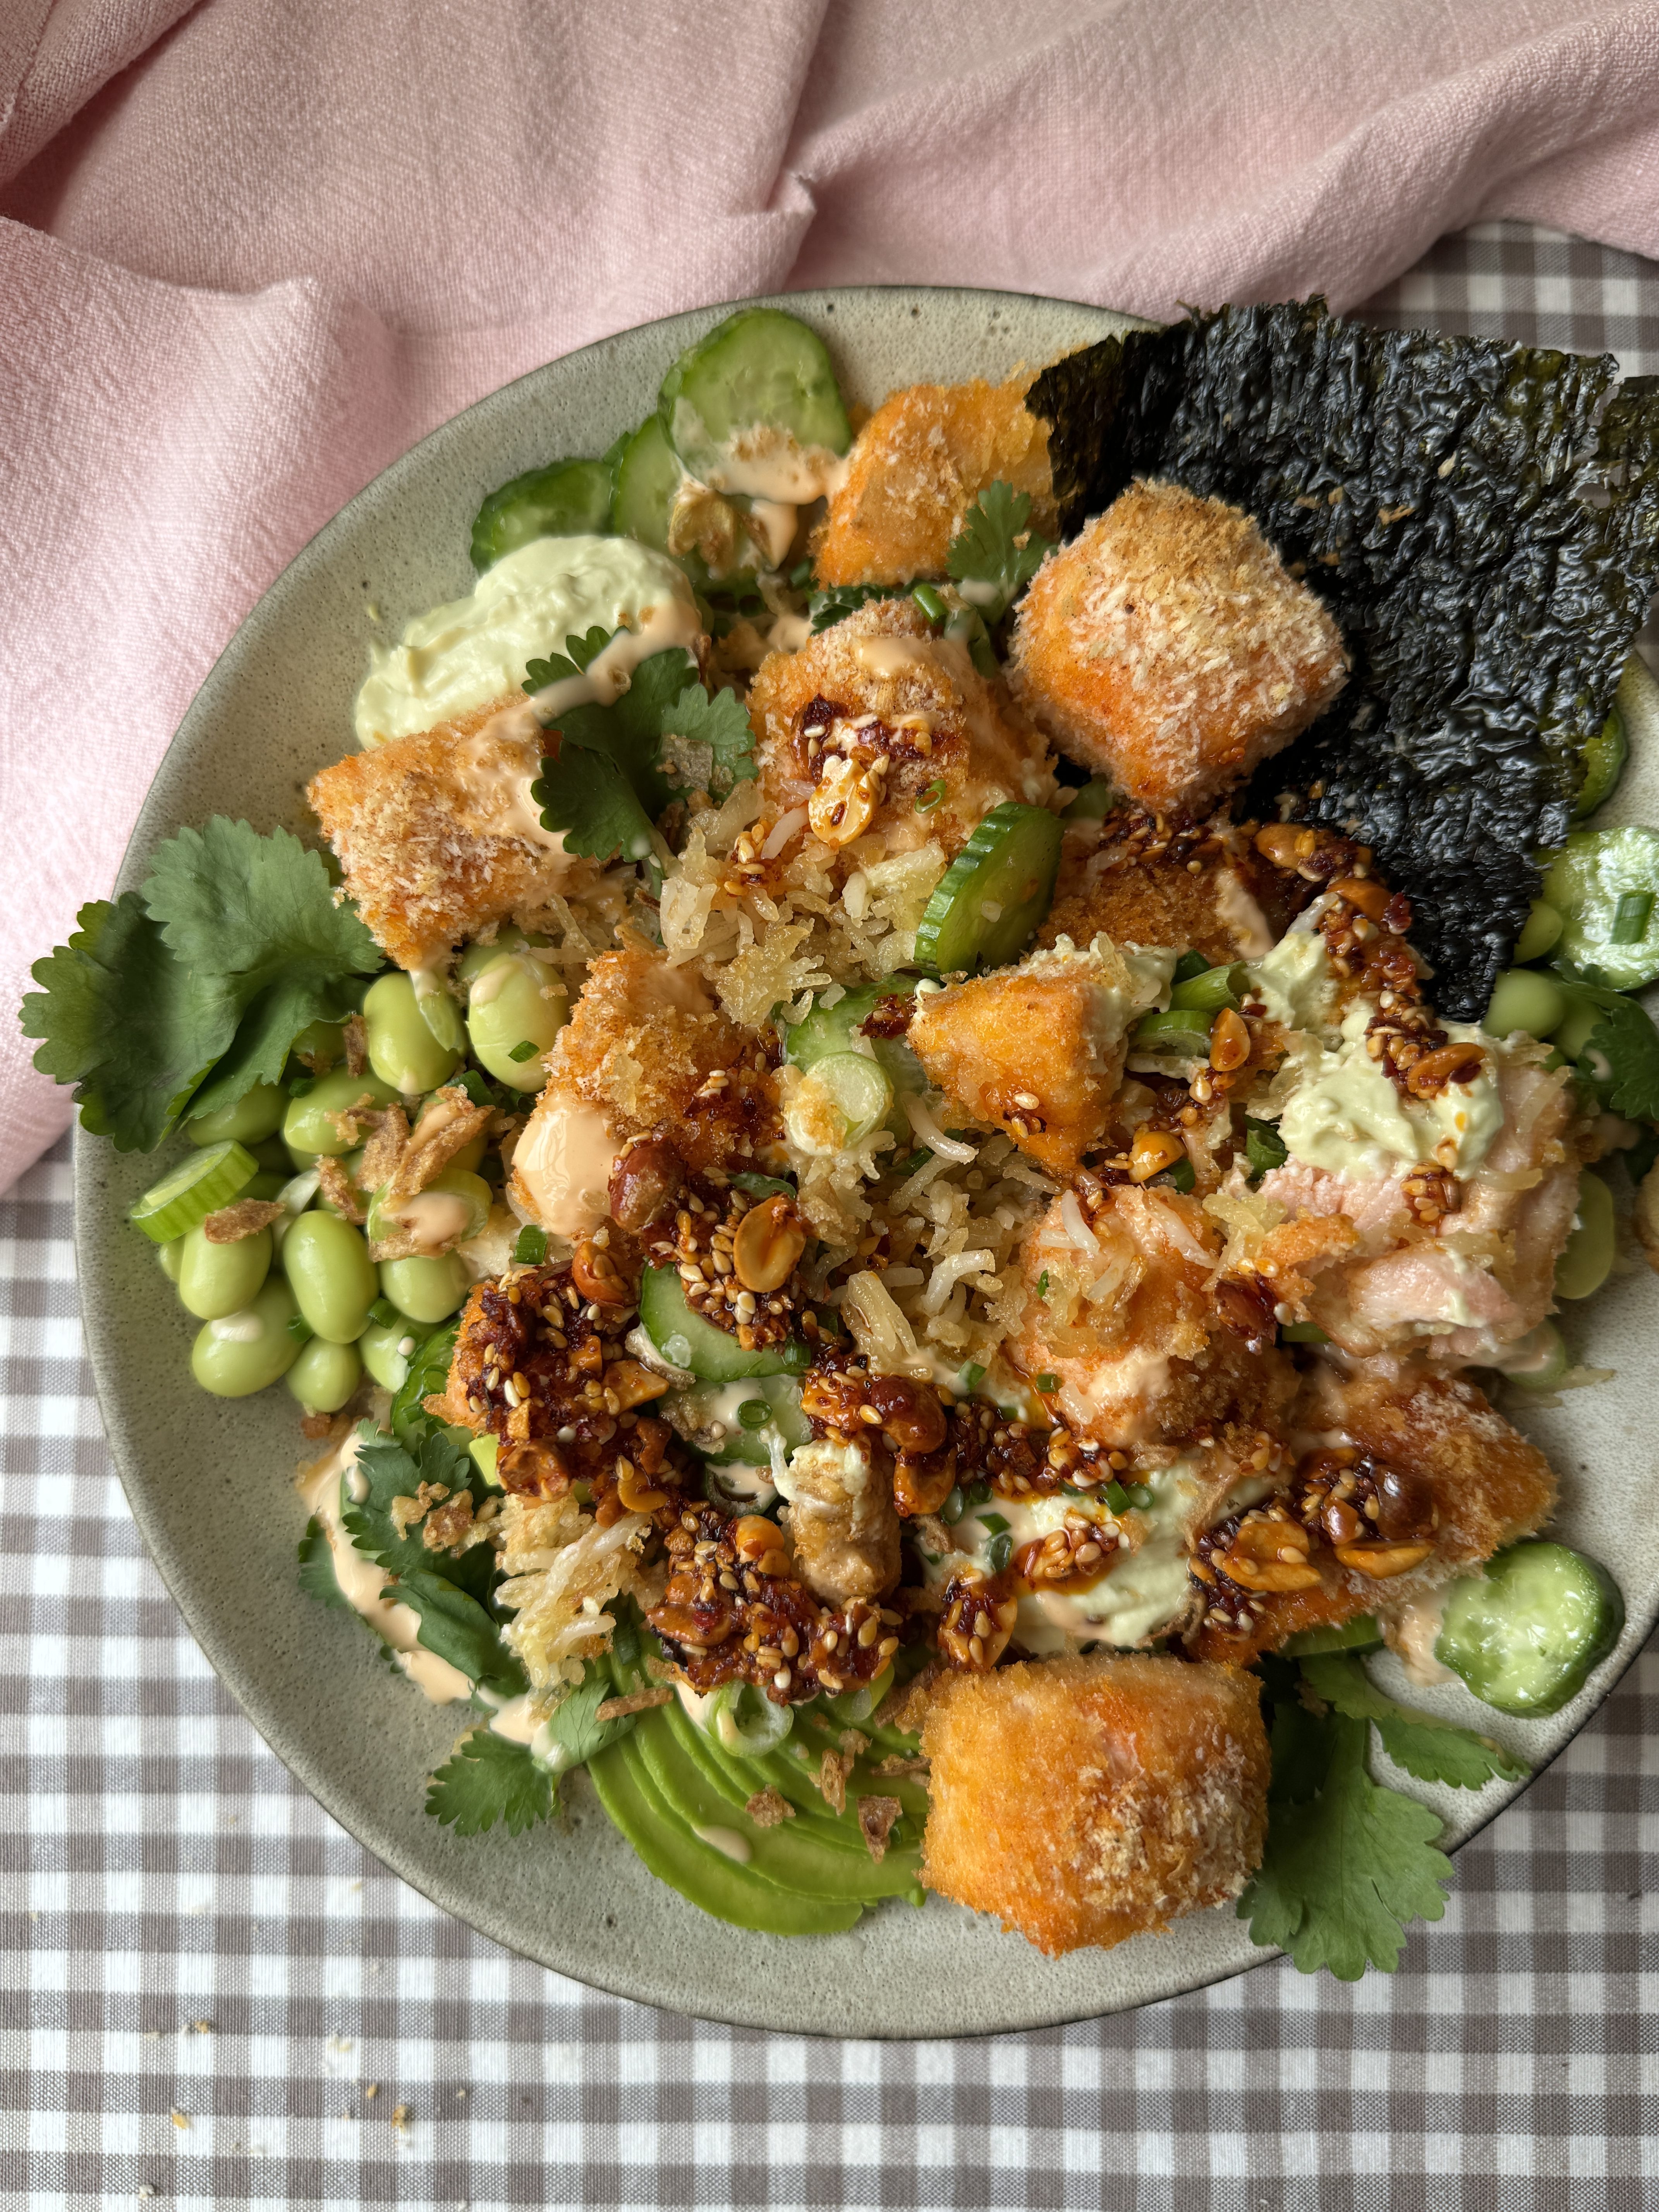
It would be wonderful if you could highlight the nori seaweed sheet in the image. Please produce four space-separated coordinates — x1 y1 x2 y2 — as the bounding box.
1029 302 1659 1017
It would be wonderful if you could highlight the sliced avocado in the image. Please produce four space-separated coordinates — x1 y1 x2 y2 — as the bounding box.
632 1709 921 1902
586 1739 862 1935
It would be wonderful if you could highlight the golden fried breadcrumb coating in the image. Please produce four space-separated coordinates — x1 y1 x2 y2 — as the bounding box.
908 937 1158 1177
920 1654 1269 1956
1016 1183 1295 1448
307 696 587 971
814 373 1056 587
1192 1363 1557 1662
746 598 1055 868
1010 480 1348 814
1042 814 1297 969
510 951 778 1236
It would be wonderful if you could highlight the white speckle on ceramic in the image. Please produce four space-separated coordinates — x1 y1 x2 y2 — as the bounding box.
76 287 1659 2038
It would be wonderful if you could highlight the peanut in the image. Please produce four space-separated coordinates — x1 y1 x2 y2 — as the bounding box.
807 754 880 847
1333 1539 1434 1579
731 1194 806 1293
1209 1005 1250 1072
1129 1127 1186 1183
1331 874 1392 922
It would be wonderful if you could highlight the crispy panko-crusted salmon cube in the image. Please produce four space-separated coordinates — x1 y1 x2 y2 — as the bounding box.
1191 1361 1558 1663
510 949 778 1234
813 373 1057 587
908 936 1164 1177
1042 812 1295 969
746 597 1055 870
308 696 586 971
1010 480 1349 814
920 1654 1269 1956
1015 1183 1296 1449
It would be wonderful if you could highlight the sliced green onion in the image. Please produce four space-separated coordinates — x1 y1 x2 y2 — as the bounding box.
1170 964 1243 1013
1034 1372 1058 1392
915 779 947 813
1103 1480 1133 1514
940 1486 965 1525
513 1226 549 1266
508 1039 540 1063
961 1363 986 1392
1132 1008 1213 1056
129 1140 258 1244
1171 950 1211 985
1611 891 1654 945
709 1680 794 1756
369 1297 400 1327
986 1531 1013 1573
1159 1156 1197 1193
977 1511 1010 1535
1280 1321 1331 1344
911 582 948 625
737 1399 772 1431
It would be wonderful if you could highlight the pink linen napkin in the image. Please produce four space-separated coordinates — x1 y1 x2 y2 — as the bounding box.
5 0 1659 1192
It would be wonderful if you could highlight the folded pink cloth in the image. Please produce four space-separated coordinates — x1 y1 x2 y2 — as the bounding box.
6 0 1659 1190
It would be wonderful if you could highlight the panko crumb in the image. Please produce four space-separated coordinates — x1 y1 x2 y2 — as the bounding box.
308 695 596 970
920 1654 1269 1956
1011 479 1348 814
814 373 1057 587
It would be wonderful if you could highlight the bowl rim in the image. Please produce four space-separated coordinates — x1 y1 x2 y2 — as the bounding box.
71 281 1659 2036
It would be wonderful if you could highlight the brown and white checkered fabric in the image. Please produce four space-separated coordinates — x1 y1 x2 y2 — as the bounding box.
7 224 1659 2210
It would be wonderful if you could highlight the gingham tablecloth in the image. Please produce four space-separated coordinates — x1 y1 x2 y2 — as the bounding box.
8 224 1659 2212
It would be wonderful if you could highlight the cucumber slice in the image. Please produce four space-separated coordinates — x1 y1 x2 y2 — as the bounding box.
782 982 924 1135
685 1374 811 1469
786 1053 893 1150
1435 1541 1623 1716
1574 699 1628 819
913 803 1063 976
638 1264 797 1383
611 415 761 586
659 308 850 499
1279 1615 1382 1658
1542 825 1659 990
1513 899 1565 964
129 1140 258 1244
611 415 687 554
469 456 614 571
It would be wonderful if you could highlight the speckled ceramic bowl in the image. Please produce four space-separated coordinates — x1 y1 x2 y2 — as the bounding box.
74 288 1659 2037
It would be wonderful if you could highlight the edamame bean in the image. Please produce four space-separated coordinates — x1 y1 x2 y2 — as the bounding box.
1513 900 1564 964
457 928 526 985
366 1167 491 1255
281 1068 400 1158
190 1276 301 1398
186 1081 286 1146
177 1224 273 1320
282 1211 378 1343
316 1147 369 1217
465 950 570 1090
289 1018 347 1072
285 1336 363 1413
1483 969 1567 1041
1552 999 1602 1063
158 1237 185 1284
245 1171 289 1201
1555 1170 1616 1300
359 1316 418 1392
363 973 462 1094
380 1252 471 1325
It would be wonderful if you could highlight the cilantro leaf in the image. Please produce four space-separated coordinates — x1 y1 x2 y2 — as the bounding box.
1240 1712 1452 1979
390 1569 527 1697
542 1671 644 1773
531 646 756 862
1245 1116 1288 1180
341 1424 526 1697
22 820 382 1147
346 1426 496 1602
1580 989 1659 1121
659 682 758 798
297 1515 352 1613
1301 1652 1528 1790
946 481 1054 622
20 894 240 1151
525 625 614 691
807 582 903 633
426 1728 554 1837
